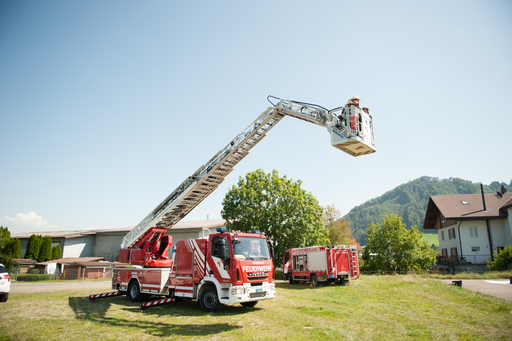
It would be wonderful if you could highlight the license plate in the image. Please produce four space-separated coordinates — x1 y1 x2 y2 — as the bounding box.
256 288 262 292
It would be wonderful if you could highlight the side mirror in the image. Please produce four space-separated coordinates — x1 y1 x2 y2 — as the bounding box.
218 238 229 260
268 241 274 259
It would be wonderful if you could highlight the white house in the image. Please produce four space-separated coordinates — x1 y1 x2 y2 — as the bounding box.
423 191 512 265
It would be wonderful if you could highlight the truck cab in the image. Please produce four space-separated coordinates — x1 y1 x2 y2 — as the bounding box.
198 229 275 311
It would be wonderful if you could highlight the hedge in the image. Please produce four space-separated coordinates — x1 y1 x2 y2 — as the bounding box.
17 274 52 282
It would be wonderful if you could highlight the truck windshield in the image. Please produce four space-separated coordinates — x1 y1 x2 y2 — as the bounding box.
233 237 270 260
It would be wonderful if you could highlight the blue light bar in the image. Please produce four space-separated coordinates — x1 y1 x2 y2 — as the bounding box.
216 227 227 233
251 230 260 234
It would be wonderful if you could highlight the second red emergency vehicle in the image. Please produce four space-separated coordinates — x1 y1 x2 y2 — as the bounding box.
282 245 359 286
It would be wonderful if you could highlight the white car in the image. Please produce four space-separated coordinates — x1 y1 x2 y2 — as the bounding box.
0 263 10 302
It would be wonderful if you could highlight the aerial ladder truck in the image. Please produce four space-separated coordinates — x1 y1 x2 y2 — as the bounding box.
92 96 376 312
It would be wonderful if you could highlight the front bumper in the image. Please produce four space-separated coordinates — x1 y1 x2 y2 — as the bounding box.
221 282 275 304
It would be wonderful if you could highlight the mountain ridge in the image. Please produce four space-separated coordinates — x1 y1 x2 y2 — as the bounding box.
342 176 512 245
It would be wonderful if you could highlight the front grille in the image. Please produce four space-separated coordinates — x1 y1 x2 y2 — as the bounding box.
249 277 267 281
251 282 263 286
250 292 266 298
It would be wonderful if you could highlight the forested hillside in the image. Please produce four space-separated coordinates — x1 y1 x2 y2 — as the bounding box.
343 176 512 245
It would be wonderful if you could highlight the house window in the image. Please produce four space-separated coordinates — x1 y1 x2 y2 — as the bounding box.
471 246 480 252
450 247 458 257
448 228 456 240
441 249 448 257
469 226 478 238
440 231 445 241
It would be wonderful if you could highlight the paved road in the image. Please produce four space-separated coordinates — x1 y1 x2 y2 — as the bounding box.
10 280 112 293
10 279 512 302
441 279 512 301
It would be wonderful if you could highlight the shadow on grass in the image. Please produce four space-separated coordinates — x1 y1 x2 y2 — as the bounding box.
275 281 349 290
68 295 254 338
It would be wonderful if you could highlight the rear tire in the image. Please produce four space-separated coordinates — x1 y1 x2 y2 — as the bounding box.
128 281 146 302
0 293 8 302
240 301 258 308
310 274 319 287
199 286 222 312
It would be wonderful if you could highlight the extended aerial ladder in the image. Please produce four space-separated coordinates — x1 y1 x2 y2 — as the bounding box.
118 96 376 267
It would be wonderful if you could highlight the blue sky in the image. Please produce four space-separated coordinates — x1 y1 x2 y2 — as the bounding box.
1 1 511 235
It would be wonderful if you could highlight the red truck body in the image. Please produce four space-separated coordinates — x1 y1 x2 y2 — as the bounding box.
282 245 359 286
112 229 275 311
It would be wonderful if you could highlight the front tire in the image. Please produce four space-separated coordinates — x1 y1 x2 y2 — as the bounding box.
288 272 294 284
310 274 319 287
199 286 222 312
128 281 146 302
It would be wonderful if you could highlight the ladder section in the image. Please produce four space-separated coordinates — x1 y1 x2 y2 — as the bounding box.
121 107 285 249
271 97 332 128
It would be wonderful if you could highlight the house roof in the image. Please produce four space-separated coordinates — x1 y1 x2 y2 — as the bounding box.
12 258 37 264
11 219 227 239
423 192 512 230
36 257 106 265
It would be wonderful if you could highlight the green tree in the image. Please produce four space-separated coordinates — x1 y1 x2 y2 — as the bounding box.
52 244 62 260
38 236 52 262
323 205 353 245
0 226 11 250
24 234 43 260
363 214 437 273
11 239 21 259
0 227 20 273
221 169 328 265
487 245 512 271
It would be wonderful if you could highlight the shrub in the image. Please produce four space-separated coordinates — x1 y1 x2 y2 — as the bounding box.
27 268 40 274
17 274 51 282
487 245 512 271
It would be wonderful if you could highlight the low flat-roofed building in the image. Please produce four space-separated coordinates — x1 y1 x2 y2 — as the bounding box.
11 219 227 262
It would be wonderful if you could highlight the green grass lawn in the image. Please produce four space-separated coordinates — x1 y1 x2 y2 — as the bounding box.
1 275 511 340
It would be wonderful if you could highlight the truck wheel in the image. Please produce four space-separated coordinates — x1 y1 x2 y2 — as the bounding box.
199 286 222 312
128 281 146 302
240 301 258 308
341 278 350 286
310 274 319 287
288 273 294 284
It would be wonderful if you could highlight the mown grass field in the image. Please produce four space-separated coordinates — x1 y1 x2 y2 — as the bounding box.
421 233 439 247
1 275 511 341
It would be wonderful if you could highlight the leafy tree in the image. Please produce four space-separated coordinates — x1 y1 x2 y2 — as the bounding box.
221 169 328 265
0 226 20 273
38 236 52 262
323 205 354 245
363 214 437 273
487 245 512 271
52 244 62 260
0 226 10 250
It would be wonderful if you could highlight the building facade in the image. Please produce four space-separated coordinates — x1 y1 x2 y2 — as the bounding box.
12 219 226 262
424 191 512 265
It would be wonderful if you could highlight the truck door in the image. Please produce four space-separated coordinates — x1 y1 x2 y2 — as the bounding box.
209 236 231 283
334 249 350 274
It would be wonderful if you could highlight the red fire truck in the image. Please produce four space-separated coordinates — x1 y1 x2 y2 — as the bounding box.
282 245 359 286
90 97 375 311
111 228 275 312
